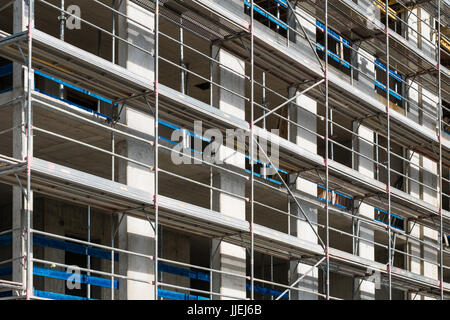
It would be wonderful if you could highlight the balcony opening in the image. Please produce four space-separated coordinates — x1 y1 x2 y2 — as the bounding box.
244 0 288 38
316 21 352 76
375 60 404 114
0 58 12 94
376 0 403 36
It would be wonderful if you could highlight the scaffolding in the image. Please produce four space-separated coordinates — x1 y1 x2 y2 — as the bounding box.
0 0 448 300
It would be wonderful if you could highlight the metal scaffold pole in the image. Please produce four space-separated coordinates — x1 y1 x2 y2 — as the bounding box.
385 0 392 300
154 0 160 301
111 0 116 184
87 205 91 299
59 0 65 99
250 0 255 301
437 0 444 301
26 0 34 300
325 0 330 301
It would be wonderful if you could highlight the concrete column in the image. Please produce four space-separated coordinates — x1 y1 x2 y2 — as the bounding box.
421 156 439 300
407 153 439 299
407 81 421 124
350 41 377 300
357 0 380 32
408 5 439 288
118 1 154 80
408 219 421 301
355 47 377 97
288 88 318 300
211 46 246 300
408 152 421 300
117 1 155 300
407 8 419 48
421 87 438 132
352 124 376 300
288 7 315 48
419 9 435 60
408 7 437 130
12 0 34 295
116 109 155 301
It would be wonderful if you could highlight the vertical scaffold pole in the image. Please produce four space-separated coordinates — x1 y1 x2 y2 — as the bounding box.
154 0 159 301
111 214 115 300
180 20 185 94
112 0 116 64
437 0 444 301
250 0 255 301
111 0 116 184
385 0 392 300
262 72 266 130
59 0 64 99
325 0 330 301
87 205 91 299
26 0 34 300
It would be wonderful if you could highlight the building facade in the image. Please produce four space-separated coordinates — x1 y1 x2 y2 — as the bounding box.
0 0 448 300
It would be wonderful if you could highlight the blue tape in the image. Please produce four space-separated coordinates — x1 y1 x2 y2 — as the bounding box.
33 234 119 261
0 266 12 277
0 234 12 247
375 208 404 221
246 283 288 299
245 169 283 185
335 191 352 200
159 263 210 282
158 263 289 299
317 197 350 210
158 135 178 146
0 234 118 261
34 289 95 300
244 154 288 175
374 60 402 82
159 119 210 142
0 88 12 94
266 176 283 185
316 21 351 48
244 1 288 30
0 64 12 77
374 80 403 101
34 70 113 104
274 0 287 8
375 218 404 230
33 266 118 289
316 43 351 69
111 261 288 299
334 203 348 209
317 185 352 200
0 291 12 298
35 88 112 120
158 289 209 300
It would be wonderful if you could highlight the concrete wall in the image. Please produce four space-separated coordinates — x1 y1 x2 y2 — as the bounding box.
288 82 319 299
406 5 440 301
29 197 112 299
352 124 376 300
12 0 34 296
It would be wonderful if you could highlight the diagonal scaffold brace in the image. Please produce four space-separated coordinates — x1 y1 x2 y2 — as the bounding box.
251 136 327 250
